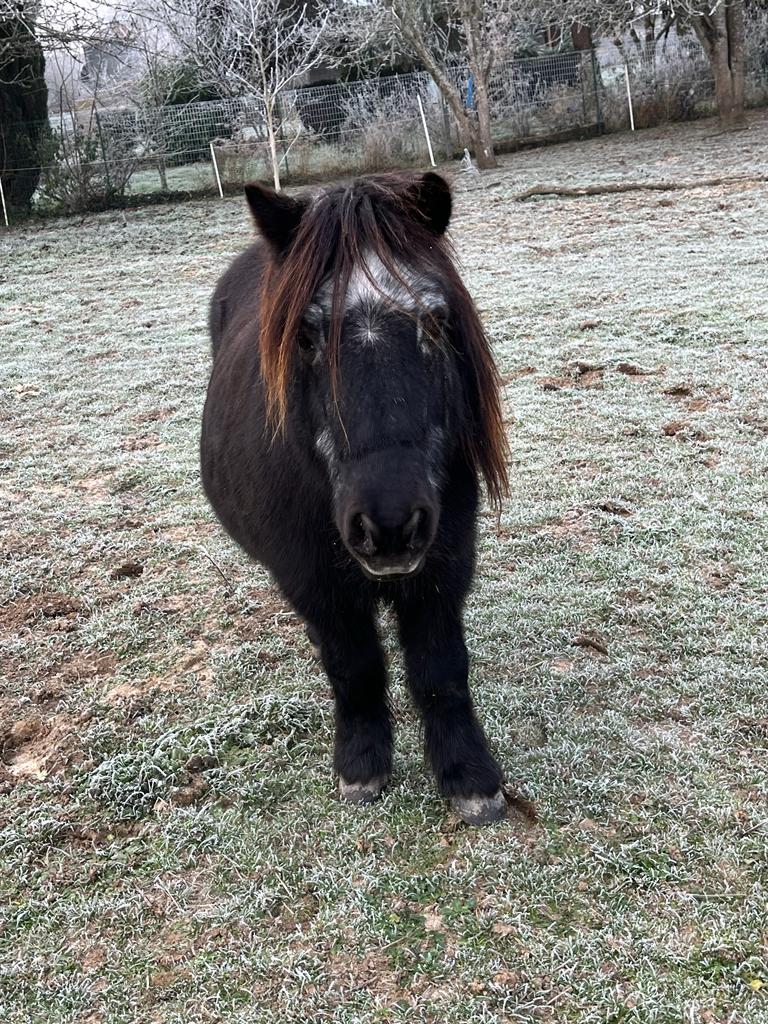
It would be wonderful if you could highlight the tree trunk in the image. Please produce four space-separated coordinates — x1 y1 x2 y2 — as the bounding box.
157 156 168 192
399 17 496 170
692 2 746 127
571 24 593 51
468 69 496 169
460 0 497 169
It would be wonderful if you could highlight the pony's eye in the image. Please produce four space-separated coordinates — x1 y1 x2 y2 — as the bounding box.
298 328 316 354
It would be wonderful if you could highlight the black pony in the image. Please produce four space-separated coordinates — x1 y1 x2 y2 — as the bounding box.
201 172 510 824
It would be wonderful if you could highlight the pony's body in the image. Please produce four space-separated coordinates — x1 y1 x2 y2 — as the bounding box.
201 173 509 823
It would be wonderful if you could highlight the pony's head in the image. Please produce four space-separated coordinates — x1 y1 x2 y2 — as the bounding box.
247 173 508 580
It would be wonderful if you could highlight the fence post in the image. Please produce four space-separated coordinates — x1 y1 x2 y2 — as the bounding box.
0 176 9 228
417 93 436 167
624 61 636 131
209 142 224 198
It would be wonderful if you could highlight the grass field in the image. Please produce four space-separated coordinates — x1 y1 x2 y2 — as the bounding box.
2 112 767 1023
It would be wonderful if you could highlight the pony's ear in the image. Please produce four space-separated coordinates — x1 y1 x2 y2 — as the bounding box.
244 182 308 255
407 172 452 236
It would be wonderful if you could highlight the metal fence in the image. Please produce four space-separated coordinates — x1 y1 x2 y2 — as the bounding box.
2 46 768 220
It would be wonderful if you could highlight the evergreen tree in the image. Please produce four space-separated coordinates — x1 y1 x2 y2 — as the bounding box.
0 7 51 217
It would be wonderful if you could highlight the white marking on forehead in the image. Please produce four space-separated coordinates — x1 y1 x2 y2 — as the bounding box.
316 250 445 317
315 427 335 464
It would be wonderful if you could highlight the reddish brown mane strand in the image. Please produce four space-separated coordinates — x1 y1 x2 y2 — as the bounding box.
257 173 509 509
449 272 510 511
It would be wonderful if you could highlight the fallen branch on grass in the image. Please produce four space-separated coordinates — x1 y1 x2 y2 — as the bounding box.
513 173 768 201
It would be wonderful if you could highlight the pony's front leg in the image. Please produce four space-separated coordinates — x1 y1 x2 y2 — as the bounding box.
313 615 392 804
395 596 506 824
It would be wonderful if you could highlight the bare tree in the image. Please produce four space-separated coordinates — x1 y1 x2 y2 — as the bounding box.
387 0 498 169
128 23 193 191
337 0 558 171
152 0 332 189
552 0 748 126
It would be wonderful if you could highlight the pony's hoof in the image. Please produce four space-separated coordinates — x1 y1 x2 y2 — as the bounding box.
451 790 507 825
339 775 388 805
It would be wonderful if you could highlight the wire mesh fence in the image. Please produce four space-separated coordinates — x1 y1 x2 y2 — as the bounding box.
2 46 767 221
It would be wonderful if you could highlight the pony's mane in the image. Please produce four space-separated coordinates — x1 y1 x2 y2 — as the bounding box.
258 173 509 509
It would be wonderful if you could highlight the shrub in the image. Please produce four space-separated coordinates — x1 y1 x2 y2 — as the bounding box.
341 82 427 173
36 123 136 214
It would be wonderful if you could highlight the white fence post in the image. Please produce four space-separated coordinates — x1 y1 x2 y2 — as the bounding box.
624 62 636 132
0 177 8 228
417 94 436 168
209 142 224 199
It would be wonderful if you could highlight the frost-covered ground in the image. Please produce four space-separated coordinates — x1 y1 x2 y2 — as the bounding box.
1 112 767 1023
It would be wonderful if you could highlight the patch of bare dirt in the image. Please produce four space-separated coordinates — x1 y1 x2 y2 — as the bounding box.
32 652 118 707
664 383 731 413
121 433 163 452
615 361 662 376
501 365 538 384
322 950 404 1006
84 348 119 364
662 419 689 436
539 361 605 392
1 712 81 781
738 413 768 437
538 375 572 392
73 476 114 500
664 382 694 398
110 560 144 579
572 633 610 656
0 591 86 632
167 773 210 807
229 591 301 643
131 406 176 425
551 657 574 673
661 420 714 441
700 560 737 592
561 458 604 480
131 594 195 617
80 944 109 974
503 785 539 825
159 523 217 543
104 640 217 704
537 509 600 549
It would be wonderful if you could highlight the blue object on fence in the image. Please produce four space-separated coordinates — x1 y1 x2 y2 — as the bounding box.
466 74 475 111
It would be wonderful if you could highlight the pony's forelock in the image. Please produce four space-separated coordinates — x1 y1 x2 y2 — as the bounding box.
258 174 509 508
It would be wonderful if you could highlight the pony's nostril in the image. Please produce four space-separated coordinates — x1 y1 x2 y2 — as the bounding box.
404 508 424 548
348 512 379 556
404 508 431 551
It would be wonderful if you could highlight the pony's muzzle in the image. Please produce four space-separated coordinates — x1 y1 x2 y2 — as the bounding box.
344 505 435 579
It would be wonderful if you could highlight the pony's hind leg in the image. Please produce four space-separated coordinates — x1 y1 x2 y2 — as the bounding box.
395 594 505 825
311 612 392 804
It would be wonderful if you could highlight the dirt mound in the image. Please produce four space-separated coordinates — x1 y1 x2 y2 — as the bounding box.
1 591 86 634
1 713 80 782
